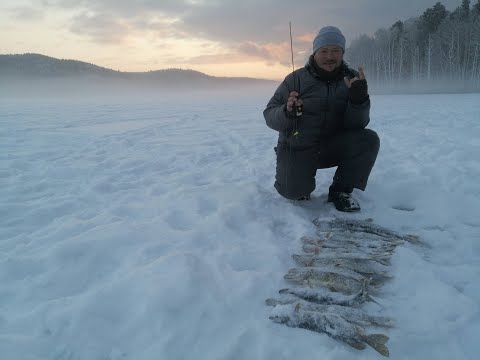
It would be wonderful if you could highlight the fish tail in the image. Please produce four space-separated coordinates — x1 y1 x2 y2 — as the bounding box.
365 292 381 305
364 334 390 357
358 278 381 305
358 279 370 301
343 338 367 350
352 284 377 307
265 298 279 306
405 234 430 247
375 257 391 266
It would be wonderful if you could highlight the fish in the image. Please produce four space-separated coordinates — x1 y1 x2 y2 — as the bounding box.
294 249 392 265
315 231 404 246
313 218 423 246
284 267 367 294
269 305 390 356
301 237 395 262
291 253 392 279
287 264 367 282
266 298 395 328
308 233 402 253
278 278 376 306
314 228 405 246
291 255 391 287
308 240 399 255
300 241 395 265
265 218 421 355
300 236 394 265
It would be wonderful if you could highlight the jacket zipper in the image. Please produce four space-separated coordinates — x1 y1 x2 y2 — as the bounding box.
325 80 331 129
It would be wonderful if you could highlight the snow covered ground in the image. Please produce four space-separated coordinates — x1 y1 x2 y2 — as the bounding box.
1 88 479 359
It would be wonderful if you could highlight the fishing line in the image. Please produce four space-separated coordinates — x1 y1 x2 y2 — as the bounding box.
287 21 301 200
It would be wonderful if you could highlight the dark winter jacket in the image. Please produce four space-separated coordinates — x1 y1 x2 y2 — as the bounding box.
263 56 370 149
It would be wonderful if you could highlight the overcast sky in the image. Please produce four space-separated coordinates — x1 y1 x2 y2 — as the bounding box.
0 0 462 80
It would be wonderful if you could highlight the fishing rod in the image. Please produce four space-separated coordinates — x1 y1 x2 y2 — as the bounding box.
289 21 303 117
285 22 303 200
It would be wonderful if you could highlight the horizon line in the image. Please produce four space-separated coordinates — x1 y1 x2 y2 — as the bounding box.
0 52 282 82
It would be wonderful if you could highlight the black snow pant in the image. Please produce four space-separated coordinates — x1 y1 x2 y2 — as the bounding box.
274 129 380 200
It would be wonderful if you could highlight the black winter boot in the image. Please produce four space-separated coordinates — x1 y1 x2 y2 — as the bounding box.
328 191 360 212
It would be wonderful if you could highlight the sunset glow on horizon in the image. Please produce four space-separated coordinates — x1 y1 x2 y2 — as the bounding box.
1 0 460 80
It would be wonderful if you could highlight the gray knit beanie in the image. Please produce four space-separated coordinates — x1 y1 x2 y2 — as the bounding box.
312 26 346 54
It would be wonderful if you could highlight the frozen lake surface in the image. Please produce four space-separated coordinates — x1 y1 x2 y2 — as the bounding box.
1 91 480 359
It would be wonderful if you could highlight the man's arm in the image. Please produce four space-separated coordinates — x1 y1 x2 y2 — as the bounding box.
343 66 370 129
344 97 370 129
263 78 294 132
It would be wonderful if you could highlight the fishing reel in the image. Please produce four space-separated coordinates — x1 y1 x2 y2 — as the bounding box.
294 99 303 117
287 98 303 119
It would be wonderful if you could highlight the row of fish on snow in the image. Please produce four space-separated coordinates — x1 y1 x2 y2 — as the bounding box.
266 218 424 357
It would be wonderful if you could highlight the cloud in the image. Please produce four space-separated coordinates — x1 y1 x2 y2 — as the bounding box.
237 42 277 60
69 12 132 43
236 41 303 68
52 0 191 17
35 0 463 66
8 6 44 21
50 0 462 44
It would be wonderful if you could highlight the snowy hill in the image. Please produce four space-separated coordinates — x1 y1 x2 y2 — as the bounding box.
0 53 119 78
0 53 276 86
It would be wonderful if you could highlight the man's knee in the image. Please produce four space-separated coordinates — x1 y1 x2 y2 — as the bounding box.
274 179 315 200
274 147 316 200
275 179 315 200
362 129 380 154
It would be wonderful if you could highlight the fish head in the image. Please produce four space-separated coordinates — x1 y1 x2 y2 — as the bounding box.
269 315 290 324
283 268 308 282
292 254 313 266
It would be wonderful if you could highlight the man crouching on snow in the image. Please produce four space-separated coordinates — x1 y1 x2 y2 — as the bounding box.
263 26 380 212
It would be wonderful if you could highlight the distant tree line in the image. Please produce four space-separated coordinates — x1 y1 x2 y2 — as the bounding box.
346 0 480 91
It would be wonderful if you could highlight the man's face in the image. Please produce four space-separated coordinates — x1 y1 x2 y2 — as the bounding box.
314 45 343 72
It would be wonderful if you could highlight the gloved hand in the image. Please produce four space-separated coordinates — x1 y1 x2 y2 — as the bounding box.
349 79 369 104
344 66 369 104
285 91 303 118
